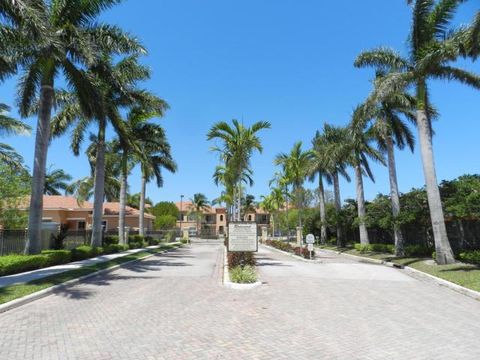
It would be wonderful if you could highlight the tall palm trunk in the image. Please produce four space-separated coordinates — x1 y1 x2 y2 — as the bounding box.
118 151 127 245
25 84 54 254
285 185 289 237
386 135 405 257
354 163 369 245
91 118 106 247
318 172 327 244
333 171 344 247
416 106 455 265
139 170 147 237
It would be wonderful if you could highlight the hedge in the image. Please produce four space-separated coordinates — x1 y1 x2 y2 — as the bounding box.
71 246 104 261
41 250 72 265
354 243 395 254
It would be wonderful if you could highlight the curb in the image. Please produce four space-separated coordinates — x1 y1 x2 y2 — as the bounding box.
0 244 182 314
262 244 322 263
223 247 261 290
316 247 480 301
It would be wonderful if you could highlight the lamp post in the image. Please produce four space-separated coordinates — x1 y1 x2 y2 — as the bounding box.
180 194 184 239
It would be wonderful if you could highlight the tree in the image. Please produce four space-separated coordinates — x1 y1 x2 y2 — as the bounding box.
0 162 30 229
207 119 271 221
52 56 150 247
0 103 30 170
44 167 72 195
309 131 330 244
358 73 418 256
349 106 385 245
355 0 480 264
127 193 153 210
275 142 312 242
190 193 210 236
319 124 351 247
6 0 143 254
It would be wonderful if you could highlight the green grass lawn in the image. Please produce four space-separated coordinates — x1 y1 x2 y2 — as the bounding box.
317 244 480 293
0 243 181 306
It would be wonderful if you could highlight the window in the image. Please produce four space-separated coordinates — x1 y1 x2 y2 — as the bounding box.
101 220 107 230
78 221 86 230
248 215 252 221
220 215 224 221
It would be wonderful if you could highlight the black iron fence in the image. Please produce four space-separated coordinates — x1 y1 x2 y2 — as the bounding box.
0 228 182 255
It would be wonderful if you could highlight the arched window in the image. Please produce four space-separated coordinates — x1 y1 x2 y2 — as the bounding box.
220 215 224 221
248 215 252 221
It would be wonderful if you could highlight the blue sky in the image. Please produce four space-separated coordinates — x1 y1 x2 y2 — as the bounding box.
2 0 479 205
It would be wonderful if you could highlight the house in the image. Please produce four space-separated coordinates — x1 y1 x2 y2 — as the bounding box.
243 208 271 232
175 201 227 236
26 196 155 232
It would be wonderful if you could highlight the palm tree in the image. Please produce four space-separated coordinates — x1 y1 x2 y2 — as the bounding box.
308 131 329 244
52 56 151 247
269 171 291 235
355 0 480 264
349 106 386 245
319 124 351 248
207 119 271 221
6 0 144 254
0 103 30 169
66 139 122 203
360 75 418 256
44 167 72 195
275 142 312 244
130 109 176 238
190 193 210 236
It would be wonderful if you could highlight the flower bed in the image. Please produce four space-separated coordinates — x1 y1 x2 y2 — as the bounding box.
265 240 315 259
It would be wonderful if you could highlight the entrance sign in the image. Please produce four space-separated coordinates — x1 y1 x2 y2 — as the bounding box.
306 234 315 244
228 222 258 252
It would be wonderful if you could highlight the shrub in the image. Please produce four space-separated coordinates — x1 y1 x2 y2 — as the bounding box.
164 230 176 242
42 250 72 265
354 243 394 254
71 245 103 261
128 242 144 250
180 239 188 244
293 246 315 259
128 235 145 243
229 265 257 284
145 236 159 246
267 240 293 252
458 250 480 265
104 244 129 254
50 225 69 250
104 236 119 245
227 252 256 269
0 254 50 276
404 245 433 258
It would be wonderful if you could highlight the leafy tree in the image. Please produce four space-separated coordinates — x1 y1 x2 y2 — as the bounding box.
151 201 180 222
127 193 153 210
355 0 480 264
44 166 72 195
155 215 177 230
0 162 30 229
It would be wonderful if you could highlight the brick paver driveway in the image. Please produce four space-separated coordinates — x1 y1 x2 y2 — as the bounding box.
1 242 480 359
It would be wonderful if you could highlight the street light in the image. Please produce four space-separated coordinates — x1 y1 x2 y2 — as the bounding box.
180 194 184 237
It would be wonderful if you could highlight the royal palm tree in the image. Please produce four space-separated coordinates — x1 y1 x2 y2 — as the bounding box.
308 131 330 244
44 166 72 196
320 124 351 248
355 0 480 264
269 171 291 235
349 106 386 245
52 56 150 247
190 193 210 236
207 119 270 221
0 103 30 169
360 75 418 256
275 142 312 244
6 0 144 254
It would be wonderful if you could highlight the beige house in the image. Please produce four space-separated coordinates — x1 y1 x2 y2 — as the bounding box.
31 196 155 232
175 201 227 236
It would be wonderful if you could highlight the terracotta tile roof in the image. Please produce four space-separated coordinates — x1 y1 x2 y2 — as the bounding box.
175 201 217 214
42 196 93 210
103 202 155 219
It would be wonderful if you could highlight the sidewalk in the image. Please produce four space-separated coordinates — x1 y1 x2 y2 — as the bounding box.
0 245 166 288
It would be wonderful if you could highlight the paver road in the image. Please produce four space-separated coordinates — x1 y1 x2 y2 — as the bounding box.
1 242 480 359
